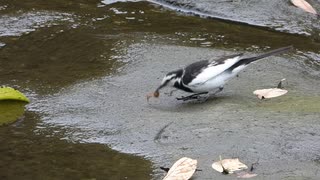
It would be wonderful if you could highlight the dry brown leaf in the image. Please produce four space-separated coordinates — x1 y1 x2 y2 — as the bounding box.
291 0 317 15
253 88 288 99
163 157 197 180
211 158 248 174
236 171 258 179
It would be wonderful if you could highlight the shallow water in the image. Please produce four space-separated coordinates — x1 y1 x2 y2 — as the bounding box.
1 0 320 179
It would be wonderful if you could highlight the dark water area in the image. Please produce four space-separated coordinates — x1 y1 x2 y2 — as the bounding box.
0 110 152 180
1 0 320 179
0 0 155 179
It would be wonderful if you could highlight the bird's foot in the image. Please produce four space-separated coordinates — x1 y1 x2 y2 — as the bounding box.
176 95 199 101
176 92 208 101
212 86 224 95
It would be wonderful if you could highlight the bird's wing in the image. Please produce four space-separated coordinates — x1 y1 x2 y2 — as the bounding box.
183 54 243 86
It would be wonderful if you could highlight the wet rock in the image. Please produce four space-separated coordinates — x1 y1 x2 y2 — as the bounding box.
153 0 320 38
39 43 320 179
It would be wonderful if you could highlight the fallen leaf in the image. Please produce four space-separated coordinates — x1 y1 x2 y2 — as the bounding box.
291 0 317 15
0 101 26 126
212 158 248 174
236 171 258 179
253 88 288 99
163 157 197 180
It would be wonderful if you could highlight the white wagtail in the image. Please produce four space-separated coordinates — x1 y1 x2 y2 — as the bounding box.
147 46 293 101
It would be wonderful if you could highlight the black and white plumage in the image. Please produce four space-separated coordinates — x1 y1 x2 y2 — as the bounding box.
148 46 292 101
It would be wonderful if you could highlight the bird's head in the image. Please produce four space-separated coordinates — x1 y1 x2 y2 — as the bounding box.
147 69 182 101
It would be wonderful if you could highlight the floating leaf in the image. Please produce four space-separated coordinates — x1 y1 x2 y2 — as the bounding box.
0 87 30 103
291 0 317 15
163 157 197 180
236 171 258 179
253 88 288 99
0 101 26 126
212 158 248 174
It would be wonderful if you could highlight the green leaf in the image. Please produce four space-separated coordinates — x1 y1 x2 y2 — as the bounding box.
0 101 26 126
0 87 30 103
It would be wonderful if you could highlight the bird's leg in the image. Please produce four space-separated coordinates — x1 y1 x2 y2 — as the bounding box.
164 89 178 96
210 86 224 95
177 87 223 101
195 87 223 102
205 86 224 97
176 92 208 101
169 89 178 96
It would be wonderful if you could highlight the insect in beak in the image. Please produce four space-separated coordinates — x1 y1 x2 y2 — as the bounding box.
146 90 160 102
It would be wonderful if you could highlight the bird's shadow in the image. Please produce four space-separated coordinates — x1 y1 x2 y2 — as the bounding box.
147 94 234 113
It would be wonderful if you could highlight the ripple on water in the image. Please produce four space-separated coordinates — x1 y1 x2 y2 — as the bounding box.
101 0 142 5
0 5 8 11
0 11 75 37
0 42 5 48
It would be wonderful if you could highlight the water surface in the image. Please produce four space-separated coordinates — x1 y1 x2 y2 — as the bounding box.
1 0 320 179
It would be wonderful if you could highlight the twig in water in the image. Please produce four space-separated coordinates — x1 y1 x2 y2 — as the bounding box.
154 122 173 142
160 166 202 172
277 78 286 89
250 158 260 172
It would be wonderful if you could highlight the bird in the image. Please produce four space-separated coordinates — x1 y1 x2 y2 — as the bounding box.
147 46 293 101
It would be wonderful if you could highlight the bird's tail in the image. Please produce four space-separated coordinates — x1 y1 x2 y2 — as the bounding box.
242 45 293 64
